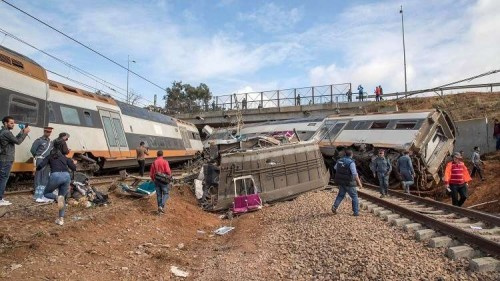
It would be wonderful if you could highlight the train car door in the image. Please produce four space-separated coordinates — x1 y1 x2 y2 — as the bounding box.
99 110 130 157
179 127 192 149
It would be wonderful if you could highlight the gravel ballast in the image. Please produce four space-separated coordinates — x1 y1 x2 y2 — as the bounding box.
197 190 499 280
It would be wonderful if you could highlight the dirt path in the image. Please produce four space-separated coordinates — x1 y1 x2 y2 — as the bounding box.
1 187 499 280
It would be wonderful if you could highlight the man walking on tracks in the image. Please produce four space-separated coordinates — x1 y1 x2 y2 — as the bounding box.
444 152 472 207
331 150 363 216
470 146 485 181
397 150 415 194
150 150 172 215
136 141 149 177
30 127 54 202
0 116 30 206
371 149 392 198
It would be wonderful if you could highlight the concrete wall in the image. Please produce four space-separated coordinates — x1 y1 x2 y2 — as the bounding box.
454 118 496 159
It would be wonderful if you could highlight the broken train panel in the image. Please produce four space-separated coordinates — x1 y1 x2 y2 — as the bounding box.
199 142 329 211
316 109 456 191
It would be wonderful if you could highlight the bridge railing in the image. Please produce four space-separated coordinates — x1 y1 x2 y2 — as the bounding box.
184 83 352 113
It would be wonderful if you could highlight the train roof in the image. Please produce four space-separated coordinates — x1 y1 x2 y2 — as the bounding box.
0 45 43 67
326 110 435 121
243 117 325 128
48 79 117 105
115 100 178 126
0 45 47 82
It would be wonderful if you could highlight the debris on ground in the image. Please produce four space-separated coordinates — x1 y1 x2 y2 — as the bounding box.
214 226 235 235
170 266 189 278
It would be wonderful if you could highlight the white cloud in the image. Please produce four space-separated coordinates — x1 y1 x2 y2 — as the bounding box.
308 0 500 94
238 3 303 33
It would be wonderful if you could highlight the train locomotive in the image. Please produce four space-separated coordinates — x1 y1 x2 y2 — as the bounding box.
0 45 203 177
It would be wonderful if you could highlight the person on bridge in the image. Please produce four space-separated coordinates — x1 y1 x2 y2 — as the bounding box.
371 149 392 198
397 150 415 194
150 150 172 215
242 98 247 109
296 94 301 106
375 86 381 101
379 85 384 100
30 127 54 203
357 85 364 101
470 146 485 181
346 89 352 102
444 152 472 207
494 118 500 150
331 149 363 216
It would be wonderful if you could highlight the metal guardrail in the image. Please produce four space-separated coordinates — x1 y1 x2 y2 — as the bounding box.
174 82 500 115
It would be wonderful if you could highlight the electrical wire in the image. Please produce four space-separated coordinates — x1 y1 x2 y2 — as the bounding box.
0 27 155 105
0 0 166 92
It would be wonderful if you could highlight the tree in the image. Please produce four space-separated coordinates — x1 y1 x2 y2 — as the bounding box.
164 81 212 113
128 89 142 106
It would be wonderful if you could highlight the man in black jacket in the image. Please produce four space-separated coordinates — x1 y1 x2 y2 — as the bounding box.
0 116 30 206
331 150 363 216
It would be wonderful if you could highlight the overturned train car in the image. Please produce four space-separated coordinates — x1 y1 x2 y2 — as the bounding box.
314 110 456 191
199 141 330 211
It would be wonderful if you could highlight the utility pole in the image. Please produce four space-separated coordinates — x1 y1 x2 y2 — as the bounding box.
400 5 408 95
126 55 136 104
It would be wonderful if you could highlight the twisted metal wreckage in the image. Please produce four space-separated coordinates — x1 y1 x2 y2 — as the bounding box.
194 109 456 211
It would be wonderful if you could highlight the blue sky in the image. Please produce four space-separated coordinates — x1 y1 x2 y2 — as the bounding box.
0 0 499 107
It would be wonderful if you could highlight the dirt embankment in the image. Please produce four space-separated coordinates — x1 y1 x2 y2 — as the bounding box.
367 92 500 121
462 151 500 213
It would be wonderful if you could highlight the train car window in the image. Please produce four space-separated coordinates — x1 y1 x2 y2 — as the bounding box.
112 118 128 147
83 111 94 127
62 86 78 93
60 106 81 125
9 95 38 124
0 54 11 64
370 121 389 129
395 121 417 129
11 59 24 69
102 117 117 147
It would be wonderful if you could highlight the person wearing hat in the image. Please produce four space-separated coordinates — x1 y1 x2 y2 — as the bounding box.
371 149 392 198
444 152 472 207
30 127 54 202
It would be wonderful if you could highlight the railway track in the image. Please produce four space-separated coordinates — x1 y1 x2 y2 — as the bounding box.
5 168 188 195
356 183 500 272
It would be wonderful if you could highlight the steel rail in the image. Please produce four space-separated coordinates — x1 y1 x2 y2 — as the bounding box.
357 185 500 257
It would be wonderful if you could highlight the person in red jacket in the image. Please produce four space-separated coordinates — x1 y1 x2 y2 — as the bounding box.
150 150 172 214
444 152 472 207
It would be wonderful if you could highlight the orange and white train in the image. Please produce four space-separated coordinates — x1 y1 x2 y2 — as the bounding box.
0 46 203 175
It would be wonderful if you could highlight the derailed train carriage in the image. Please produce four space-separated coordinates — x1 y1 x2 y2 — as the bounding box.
0 46 203 177
314 110 456 191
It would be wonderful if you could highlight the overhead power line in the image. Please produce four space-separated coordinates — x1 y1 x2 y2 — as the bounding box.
0 0 166 92
0 27 155 104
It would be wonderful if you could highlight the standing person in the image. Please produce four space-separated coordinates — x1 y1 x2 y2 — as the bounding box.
470 146 485 181
296 94 301 106
331 150 363 216
30 127 54 202
242 98 247 109
37 149 77 225
136 141 149 177
346 89 352 102
494 118 500 150
0 116 30 206
444 152 472 207
375 86 381 102
150 150 172 215
379 85 384 100
371 149 392 198
357 85 364 101
397 150 415 194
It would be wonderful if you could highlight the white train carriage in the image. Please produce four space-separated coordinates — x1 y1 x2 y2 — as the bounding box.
0 46 202 174
239 117 324 141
